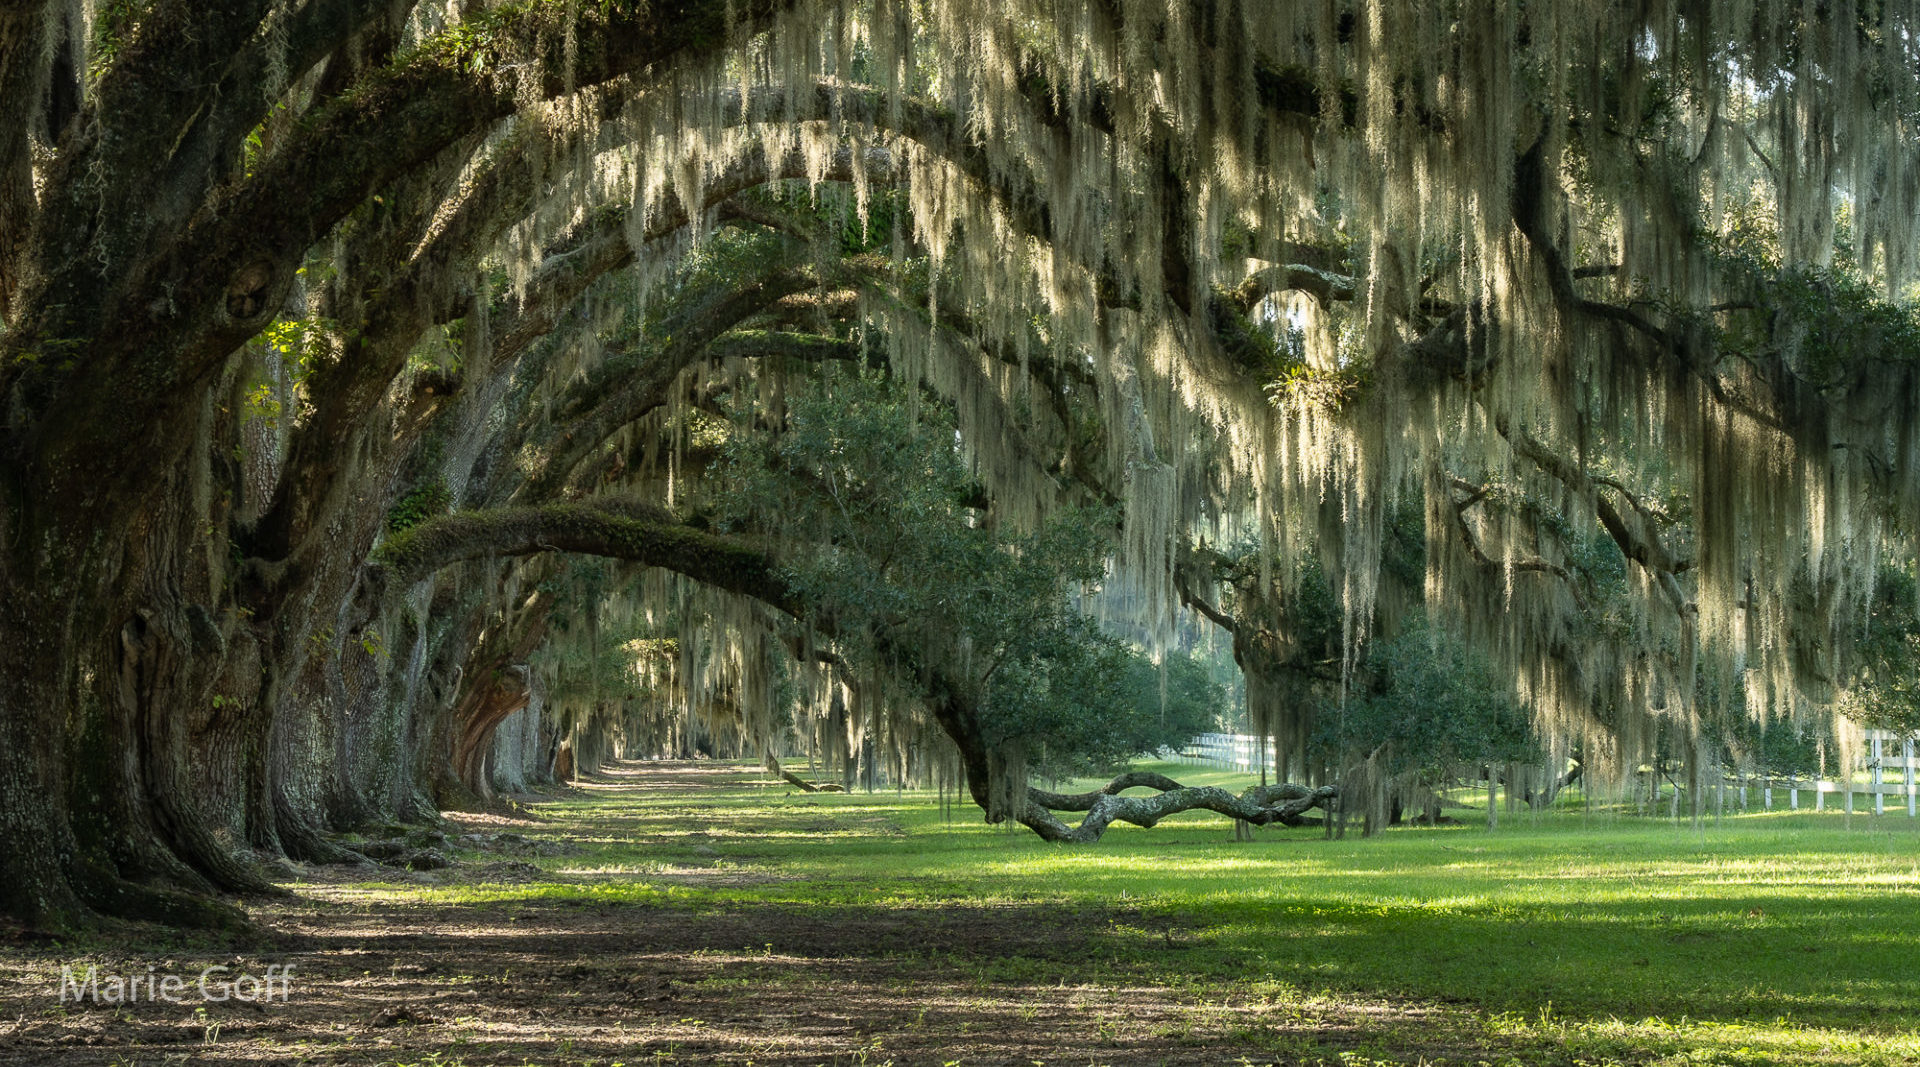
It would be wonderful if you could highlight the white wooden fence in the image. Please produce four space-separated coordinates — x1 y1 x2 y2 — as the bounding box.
1165 732 1265 773
1723 730 1919 817
1166 729 1920 817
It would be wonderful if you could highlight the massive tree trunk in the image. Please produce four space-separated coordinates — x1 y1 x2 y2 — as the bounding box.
0 435 261 927
450 665 536 803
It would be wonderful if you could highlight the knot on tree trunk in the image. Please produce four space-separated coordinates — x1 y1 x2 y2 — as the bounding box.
224 259 279 322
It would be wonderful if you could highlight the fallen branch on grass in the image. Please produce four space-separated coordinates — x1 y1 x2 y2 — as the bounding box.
767 754 839 793
1019 773 1338 843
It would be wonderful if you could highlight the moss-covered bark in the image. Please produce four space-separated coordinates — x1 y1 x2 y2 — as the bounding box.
378 503 802 614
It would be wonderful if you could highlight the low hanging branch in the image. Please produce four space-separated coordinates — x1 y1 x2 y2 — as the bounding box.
1020 773 1337 843
371 499 803 615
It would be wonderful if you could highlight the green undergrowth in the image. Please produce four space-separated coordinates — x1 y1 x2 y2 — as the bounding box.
327 759 1920 1066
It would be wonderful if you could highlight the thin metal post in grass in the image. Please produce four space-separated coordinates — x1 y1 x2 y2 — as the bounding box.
1487 768 1497 831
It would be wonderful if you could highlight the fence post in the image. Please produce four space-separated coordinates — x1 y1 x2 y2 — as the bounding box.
1790 782 1798 809
1896 736 1912 821
1873 736 1885 816
1764 780 1772 811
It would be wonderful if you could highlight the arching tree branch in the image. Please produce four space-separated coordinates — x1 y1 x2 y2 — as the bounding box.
374 500 801 615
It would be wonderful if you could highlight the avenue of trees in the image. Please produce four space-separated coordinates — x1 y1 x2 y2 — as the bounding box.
5 0 1920 929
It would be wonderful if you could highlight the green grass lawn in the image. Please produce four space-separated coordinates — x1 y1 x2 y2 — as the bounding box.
441 759 1920 1065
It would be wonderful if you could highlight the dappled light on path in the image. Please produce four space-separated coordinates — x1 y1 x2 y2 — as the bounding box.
1 760 1916 1065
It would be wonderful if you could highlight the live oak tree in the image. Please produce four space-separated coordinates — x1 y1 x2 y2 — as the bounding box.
7 0 1920 927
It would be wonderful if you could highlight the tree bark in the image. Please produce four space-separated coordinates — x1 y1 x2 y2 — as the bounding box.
0 588 85 927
